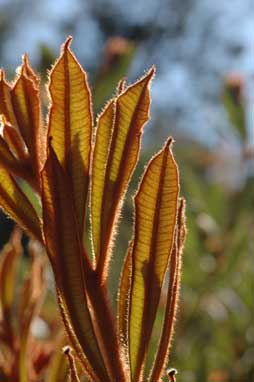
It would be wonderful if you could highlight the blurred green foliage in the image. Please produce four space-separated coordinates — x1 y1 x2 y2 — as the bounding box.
107 54 254 382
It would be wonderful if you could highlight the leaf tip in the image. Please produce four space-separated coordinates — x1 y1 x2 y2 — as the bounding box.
63 35 73 52
165 136 174 149
140 65 156 87
0 68 5 81
63 346 80 382
63 345 71 355
22 53 29 66
148 64 156 78
167 368 178 382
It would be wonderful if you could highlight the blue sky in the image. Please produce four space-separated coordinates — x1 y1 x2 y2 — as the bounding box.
1 0 253 146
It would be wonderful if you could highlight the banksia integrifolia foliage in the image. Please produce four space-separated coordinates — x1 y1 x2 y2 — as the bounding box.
0 36 186 381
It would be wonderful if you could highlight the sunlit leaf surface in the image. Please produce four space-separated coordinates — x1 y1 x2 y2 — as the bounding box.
41 146 108 382
0 37 187 382
91 67 155 280
129 139 179 381
48 37 92 234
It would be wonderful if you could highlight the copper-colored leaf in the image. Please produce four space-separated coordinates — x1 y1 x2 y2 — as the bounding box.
0 70 18 128
0 70 29 162
11 57 43 180
0 229 22 346
91 100 115 263
0 168 42 241
0 116 30 180
150 199 186 382
41 146 108 382
22 54 40 87
48 36 92 235
56 289 101 382
128 139 179 381
91 67 155 280
82 266 127 382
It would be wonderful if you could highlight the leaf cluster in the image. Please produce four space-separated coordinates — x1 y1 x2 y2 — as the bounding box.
0 37 186 382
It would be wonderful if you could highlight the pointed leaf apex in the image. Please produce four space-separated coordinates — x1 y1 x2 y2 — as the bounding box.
63 345 71 355
143 65 156 84
63 346 81 382
22 53 32 73
139 65 155 86
135 65 155 91
148 64 156 77
63 35 73 52
165 137 174 149
0 69 5 81
22 53 29 65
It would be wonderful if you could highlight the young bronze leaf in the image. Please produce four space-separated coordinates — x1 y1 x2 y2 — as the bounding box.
0 70 18 128
41 146 108 382
48 36 92 235
21 54 47 171
56 290 99 382
11 58 42 180
0 229 22 345
91 99 115 262
150 199 185 382
92 67 155 280
0 115 31 181
129 139 179 382
22 54 40 87
0 168 42 241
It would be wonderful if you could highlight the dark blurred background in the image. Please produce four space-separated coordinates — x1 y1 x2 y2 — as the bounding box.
0 1 253 381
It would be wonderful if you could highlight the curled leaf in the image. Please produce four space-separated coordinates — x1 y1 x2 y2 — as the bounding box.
150 199 186 382
0 228 22 346
92 67 155 281
129 139 179 381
